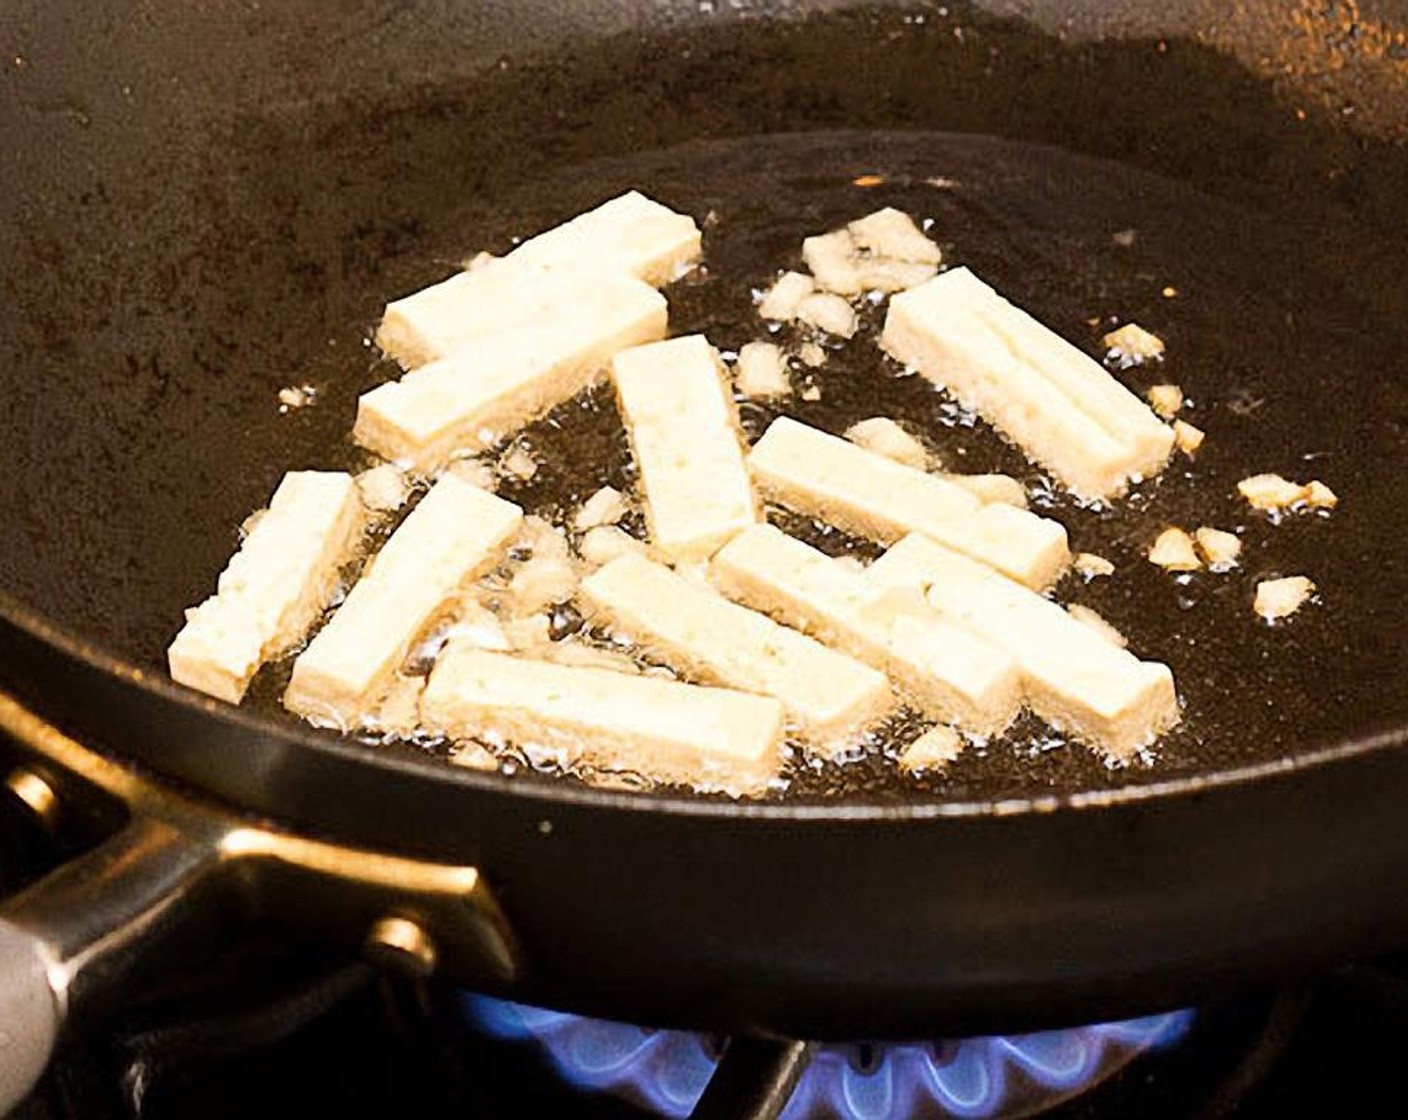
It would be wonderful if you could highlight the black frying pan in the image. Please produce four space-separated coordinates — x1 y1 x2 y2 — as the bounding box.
3 0 1408 1110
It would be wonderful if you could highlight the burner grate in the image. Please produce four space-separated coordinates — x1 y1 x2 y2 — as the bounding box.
463 994 1192 1120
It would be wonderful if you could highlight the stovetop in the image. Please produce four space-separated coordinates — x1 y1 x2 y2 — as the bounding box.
5 792 1407 1120
11 928 1408 1120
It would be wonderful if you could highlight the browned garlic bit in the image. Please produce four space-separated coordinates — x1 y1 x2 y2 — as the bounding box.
1146 384 1185 420
1074 552 1116 580
942 474 1028 508
500 444 540 481
355 463 412 514
1173 419 1205 456
573 486 628 532
1254 576 1316 622
796 341 828 368
578 525 648 568
452 742 501 771
898 725 964 773
1238 474 1338 515
758 271 815 321
734 341 791 398
445 456 497 491
1102 323 1165 368
843 417 931 470
1065 604 1129 649
796 292 859 338
1148 527 1201 572
1194 527 1242 572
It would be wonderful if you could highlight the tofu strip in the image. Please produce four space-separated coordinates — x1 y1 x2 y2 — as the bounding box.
747 417 1069 589
285 476 524 728
356 271 667 468
868 534 1180 760
882 268 1175 500
710 525 1021 737
377 191 701 368
168 471 364 704
579 553 893 744
421 648 785 796
612 335 759 563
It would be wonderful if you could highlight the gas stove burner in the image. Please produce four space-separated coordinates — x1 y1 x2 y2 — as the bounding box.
462 995 1193 1119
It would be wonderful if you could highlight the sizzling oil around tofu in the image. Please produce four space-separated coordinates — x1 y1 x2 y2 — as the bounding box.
244 129 1390 803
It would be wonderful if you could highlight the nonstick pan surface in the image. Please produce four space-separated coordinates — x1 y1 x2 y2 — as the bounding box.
4 0 1408 1036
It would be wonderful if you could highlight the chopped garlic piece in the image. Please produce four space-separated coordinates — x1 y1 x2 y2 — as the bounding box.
898 725 963 773
445 457 496 491
1255 576 1315 622
1238 473 1308 512
573 486 627 531
355 463 411 513
452 742 501 771
277 384 316 411
507 554 579 614
797 341 827 368
500 445 539 481
1194 527 1242 572
1173 419 1205 456
579 525 648 567
799 383 823 402
1146 384 1185 420
1074 553 1116 580
942 473 1027 508
844 417 930 470
857 258 939 293
797 292 859 338
1065 604 1129 649
802 229 865 295
1103 323 1166 368
1304 480 1339 510
1148 527 1201 572
735 342 791 398
758 271 816 321
847 208 942 265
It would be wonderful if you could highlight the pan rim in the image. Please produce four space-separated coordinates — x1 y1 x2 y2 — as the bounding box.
4 587 1402 824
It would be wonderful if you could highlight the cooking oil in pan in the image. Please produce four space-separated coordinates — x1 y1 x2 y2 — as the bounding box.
246 129 1402 805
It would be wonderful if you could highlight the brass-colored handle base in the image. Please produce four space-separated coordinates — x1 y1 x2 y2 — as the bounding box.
0 687 521 1112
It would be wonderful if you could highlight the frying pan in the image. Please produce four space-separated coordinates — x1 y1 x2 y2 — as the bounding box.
3 0 1408 1112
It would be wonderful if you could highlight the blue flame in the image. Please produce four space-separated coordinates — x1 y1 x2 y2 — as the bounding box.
462 993 1193 1119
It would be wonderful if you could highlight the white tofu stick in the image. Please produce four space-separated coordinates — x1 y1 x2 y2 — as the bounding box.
356 271 666 468
284 476 524 728
868 534 1180 760
710 525 1022 736
882 268 1175 500
507 190 702 286
747 417 1070 589
168 472 365 704
421 648 785 797
612 335 759 563
580 553 893 743
376 191 700 368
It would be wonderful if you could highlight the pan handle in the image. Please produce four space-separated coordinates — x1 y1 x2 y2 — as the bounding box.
0 815 233 1115
0 688 521 1117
